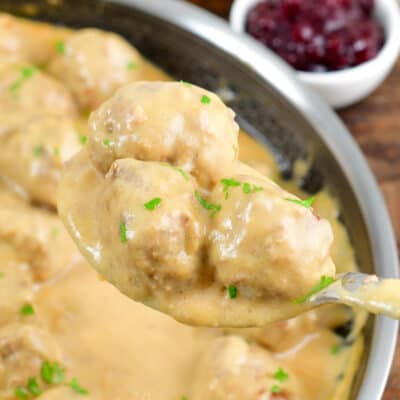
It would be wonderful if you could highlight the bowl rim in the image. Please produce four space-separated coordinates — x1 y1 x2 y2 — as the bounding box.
229 0 400 84
113 0 398 398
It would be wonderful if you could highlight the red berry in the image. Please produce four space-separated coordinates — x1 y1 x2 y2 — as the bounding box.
246 0 384 71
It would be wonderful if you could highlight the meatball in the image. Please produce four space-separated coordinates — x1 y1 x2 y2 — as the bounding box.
0 13 71 65
208 172 335 300
0 115 81 206
48 28 142 111
0 199 81 282
0 323 62 397
0 243 33 327
191 336 304 400
87 81 239 186
69 157 205 301
0 62 77 135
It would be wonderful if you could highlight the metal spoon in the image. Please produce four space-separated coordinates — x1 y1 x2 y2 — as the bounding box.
308 272 400 319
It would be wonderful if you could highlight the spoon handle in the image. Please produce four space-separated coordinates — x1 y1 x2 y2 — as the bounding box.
311 272 400 319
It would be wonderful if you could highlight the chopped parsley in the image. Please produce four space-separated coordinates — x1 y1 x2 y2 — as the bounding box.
172 166 190 181
242 182 263 194
69 378 89 395
221 178 241 199
144 197 162 211
102 139 111 147
41 361 65 385
180 397 189 400
228 285 237 299
0 271 4 279
180 80 192 87
119 222 128 243
242 182 251 194
20 303 35 316
293 276 336 304
127 61 138 70
194 190 221 217
79 134 88 145
286 195 316 208
14 387 29 400
201 95 211 104
55 40 65 54
33 144 44 157
274 367 289 382
271 384 281 394
331 343 342 355
53 147 60 157
27 377 42 396
9 66 37 93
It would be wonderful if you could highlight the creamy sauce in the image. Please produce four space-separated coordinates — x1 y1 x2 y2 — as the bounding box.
0 14 364 400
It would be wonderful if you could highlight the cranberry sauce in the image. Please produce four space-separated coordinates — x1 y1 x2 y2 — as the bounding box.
246 0 385 72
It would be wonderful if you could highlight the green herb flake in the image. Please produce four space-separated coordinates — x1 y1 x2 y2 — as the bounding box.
286 196 316 208
102 139 111 147
293 276 336 304
0 272 4 279
180 80 192 87
201 95 211 104
271 384 281 394
40 361 65 385
242 182 263 194
180 396 189 400
69 378 89 395
174 167 189 181
144 197 162 211
55 40 65 54
27 377 42 396
33 144 44 157
331 343 342 355
274 367 289 382
21 66 36 79
20 303 35 316
242 182 251 194
10 66 37 93
194 190 221 218
14 387 29 400
79 134 88 145
53 147 60 157
120 222 128 243
127 61 138 70
221 178 241 199
228 285 237 299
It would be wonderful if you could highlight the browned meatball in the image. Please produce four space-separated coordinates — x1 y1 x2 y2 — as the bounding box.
0 13 71 65
49 29 142 111
208 171 334 300
191 336 304 400
61 156 206 301
87 81 239 187
0 323 62 398
0 115 81 206
0 195 81 282
0 62 77 135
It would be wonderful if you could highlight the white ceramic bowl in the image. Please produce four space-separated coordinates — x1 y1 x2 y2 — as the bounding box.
230 0 400 108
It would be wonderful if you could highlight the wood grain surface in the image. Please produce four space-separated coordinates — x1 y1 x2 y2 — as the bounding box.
186 0 400 398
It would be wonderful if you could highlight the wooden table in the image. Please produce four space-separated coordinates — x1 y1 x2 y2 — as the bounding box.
187 1 400 398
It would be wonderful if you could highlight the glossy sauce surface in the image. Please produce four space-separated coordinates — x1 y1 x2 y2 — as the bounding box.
0 14 364 400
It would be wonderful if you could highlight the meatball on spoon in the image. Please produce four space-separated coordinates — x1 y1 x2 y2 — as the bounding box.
58 81 400 327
